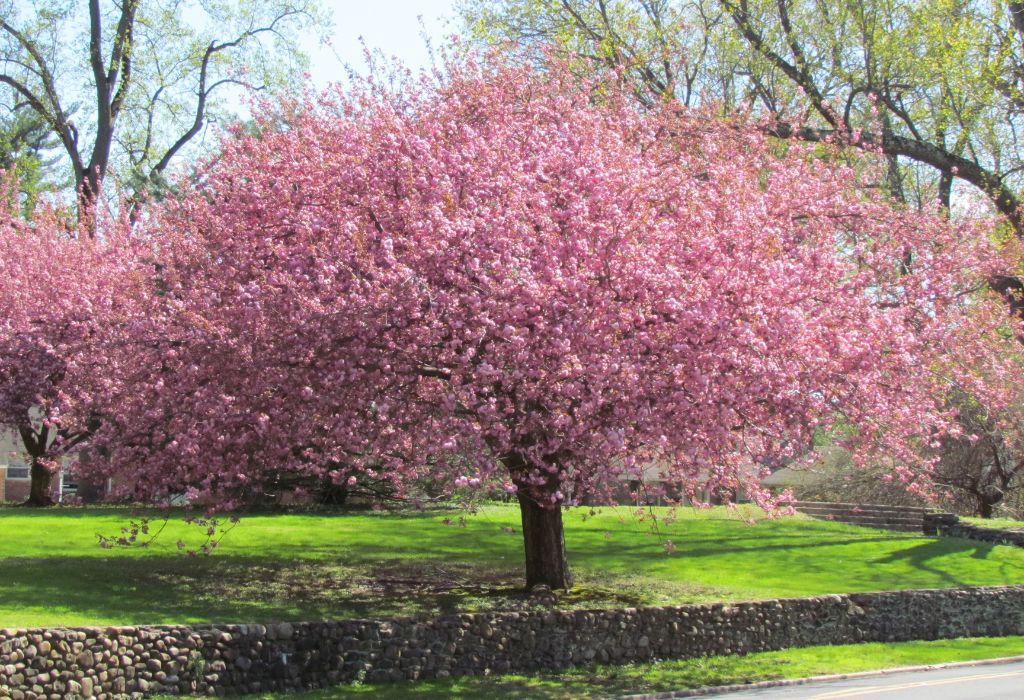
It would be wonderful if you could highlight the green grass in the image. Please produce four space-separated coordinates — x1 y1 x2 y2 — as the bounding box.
2 504 1024 628
155 636 1024 699
961 516 1024 529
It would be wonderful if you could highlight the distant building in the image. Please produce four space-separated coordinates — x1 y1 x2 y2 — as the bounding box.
0 425 86 503
0 427 31 502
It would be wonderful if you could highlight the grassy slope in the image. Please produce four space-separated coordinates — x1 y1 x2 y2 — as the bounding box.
1 504 1024 627
155 636 1024 699
961 516 1024 529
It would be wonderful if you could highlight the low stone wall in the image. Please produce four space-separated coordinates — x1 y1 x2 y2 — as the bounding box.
3 585 1024 699
792 501 927 532
923 513 1024 547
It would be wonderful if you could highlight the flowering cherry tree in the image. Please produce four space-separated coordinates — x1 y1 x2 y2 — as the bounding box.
79 56 1019 588
0 182 143 504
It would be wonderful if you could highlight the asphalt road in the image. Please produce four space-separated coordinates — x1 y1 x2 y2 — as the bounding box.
707 661 1024 699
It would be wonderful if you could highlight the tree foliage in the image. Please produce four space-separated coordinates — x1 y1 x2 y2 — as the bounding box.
0 0 321 212
460 1 1024 232
0 101 60 212
46 55 1016 587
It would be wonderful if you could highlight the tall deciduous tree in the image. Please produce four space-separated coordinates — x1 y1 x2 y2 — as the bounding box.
0 0 321 215
76 56 1019 588
460 1 1024 232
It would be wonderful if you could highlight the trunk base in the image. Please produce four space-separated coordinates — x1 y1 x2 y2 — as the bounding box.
25 461 56 507
517 491 573 590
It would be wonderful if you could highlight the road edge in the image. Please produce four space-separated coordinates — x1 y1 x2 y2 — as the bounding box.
610 654 1024 699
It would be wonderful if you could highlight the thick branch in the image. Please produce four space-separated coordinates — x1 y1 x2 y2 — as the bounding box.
721 0 838 127
416 365 452 381
85 0 140 198
109 0 141 121
88 0 108 161
149 10 302 178
767 120 1024 235
1010 2 1024 45
0 20 83 174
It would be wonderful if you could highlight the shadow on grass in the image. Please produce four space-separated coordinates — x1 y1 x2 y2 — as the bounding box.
869 539 1001 587
0 551 653 627
0 554 520 625
4 506 1023 628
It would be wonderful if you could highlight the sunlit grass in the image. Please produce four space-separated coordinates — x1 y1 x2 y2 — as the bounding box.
961 515 1024 529
156 636 1024 699
1 503 1023 627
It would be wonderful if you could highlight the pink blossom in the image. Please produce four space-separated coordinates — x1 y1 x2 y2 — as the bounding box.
34 51 1022 519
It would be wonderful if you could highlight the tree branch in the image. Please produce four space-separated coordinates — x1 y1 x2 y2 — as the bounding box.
721 0 838 127
109 0 141 121
1009 1 1024 45
149 10 303 178
766 119 1024 235
0 19 83 174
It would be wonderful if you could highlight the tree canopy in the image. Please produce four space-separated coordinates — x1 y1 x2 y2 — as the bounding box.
460 1 1024 232
0 0 321 211
0 179 145 504
34 55 1014 587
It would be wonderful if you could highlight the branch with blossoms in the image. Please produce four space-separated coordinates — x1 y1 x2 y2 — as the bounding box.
96 512 239 556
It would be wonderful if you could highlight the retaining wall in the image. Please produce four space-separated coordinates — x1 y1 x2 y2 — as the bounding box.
924 513 1024 547
3 585 1024 699
792 501 927 532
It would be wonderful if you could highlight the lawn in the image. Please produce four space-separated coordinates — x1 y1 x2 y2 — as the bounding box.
962 516 1024 529
2 503 1024 628
154 636 1024 699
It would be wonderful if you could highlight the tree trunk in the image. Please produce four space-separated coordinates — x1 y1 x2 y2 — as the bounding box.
516 490 573 590
25 458 56 507
977 497 995 519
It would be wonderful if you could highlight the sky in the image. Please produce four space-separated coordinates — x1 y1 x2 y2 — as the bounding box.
306 0 462 88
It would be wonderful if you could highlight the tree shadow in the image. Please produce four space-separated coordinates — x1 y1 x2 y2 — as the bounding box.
868 538 1004 586
0 548 642 626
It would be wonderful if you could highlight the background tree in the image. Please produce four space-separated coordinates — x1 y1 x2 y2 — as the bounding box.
460 1 1024 231
933 398 1024 518
0 98 60 212
0 0 322 214
75 55 1019 588
461 0 719 107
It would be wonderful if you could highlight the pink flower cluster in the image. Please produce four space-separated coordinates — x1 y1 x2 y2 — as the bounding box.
0 182 148 478
2 54 1021 511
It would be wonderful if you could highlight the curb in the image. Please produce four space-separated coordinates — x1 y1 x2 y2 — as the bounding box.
609 654 1024 699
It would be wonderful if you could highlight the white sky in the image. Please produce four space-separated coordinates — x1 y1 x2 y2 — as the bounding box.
307 1 461 87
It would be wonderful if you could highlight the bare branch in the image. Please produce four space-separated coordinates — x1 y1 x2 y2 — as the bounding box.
149 9 306 178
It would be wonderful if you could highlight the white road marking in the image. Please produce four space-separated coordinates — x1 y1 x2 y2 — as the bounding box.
806 669 1024 699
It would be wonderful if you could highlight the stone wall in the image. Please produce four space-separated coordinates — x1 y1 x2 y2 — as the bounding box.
3 585 1024 699
923 513 1024 547
792 501 927 532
